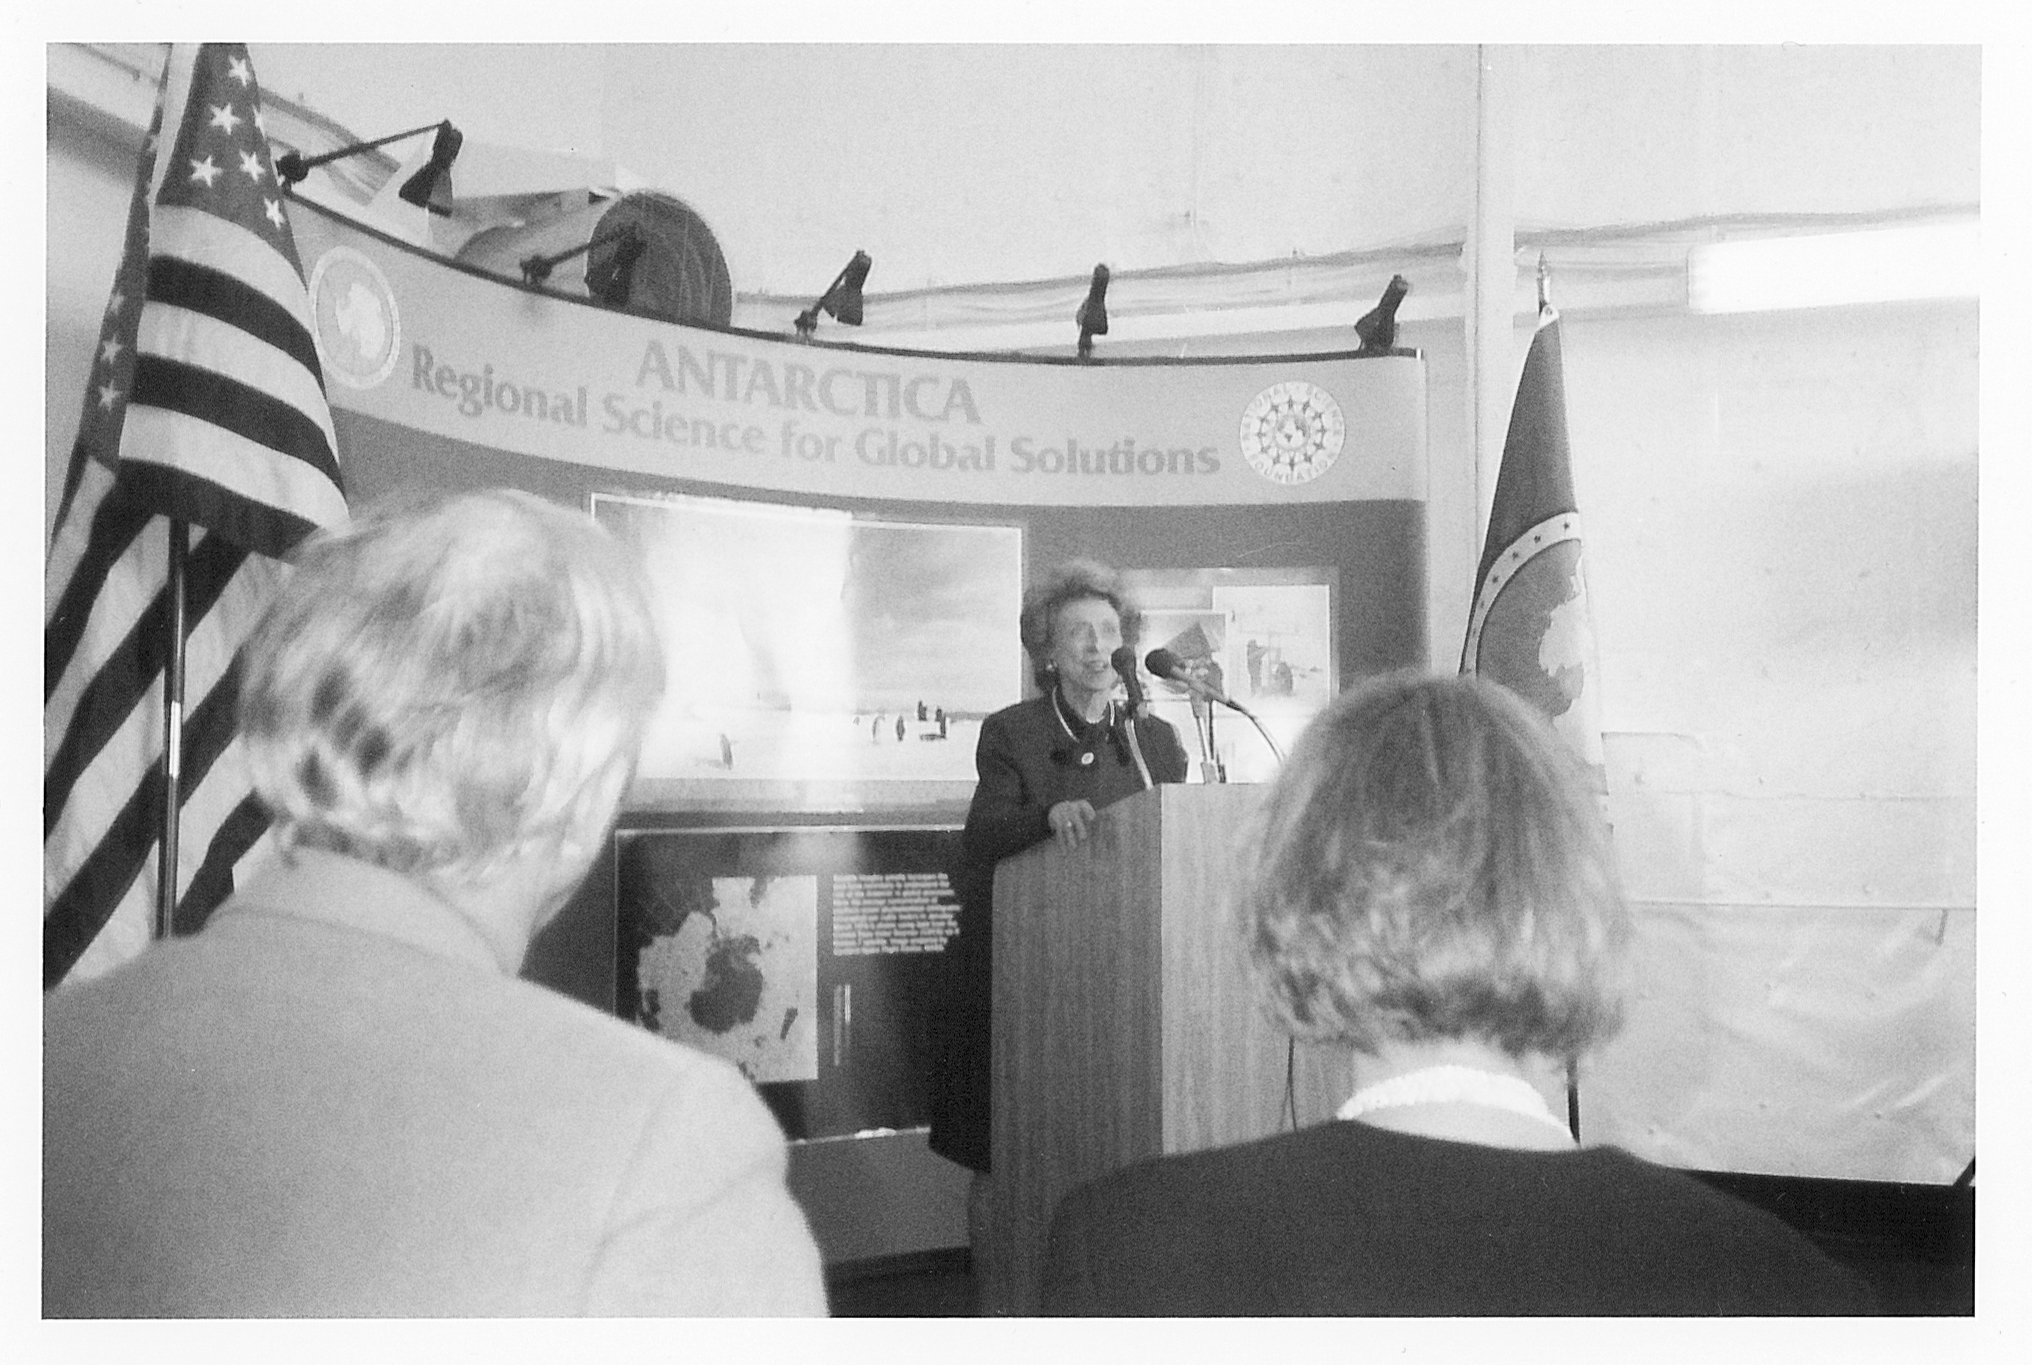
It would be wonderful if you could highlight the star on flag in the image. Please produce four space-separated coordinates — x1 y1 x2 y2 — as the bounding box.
159 60 293 239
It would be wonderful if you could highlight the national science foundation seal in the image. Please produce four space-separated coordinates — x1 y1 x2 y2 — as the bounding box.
1238 380 1346 486
307 246 401 389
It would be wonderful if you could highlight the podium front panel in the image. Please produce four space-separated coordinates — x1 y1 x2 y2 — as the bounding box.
985 783 1345 1312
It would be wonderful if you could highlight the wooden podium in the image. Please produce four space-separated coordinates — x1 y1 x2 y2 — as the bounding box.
983 783 1348 1314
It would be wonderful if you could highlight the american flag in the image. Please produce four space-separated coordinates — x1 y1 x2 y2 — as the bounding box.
45 43 347 988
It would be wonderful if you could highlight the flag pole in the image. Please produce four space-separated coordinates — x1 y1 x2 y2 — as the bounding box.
1540 256 1581 1137
154 518 189 940
1541 252 1587 1142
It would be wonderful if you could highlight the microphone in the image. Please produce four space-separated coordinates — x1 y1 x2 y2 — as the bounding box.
1111 644 1145 717
1144 648 1244 713
1146 646 1286 768
1110 644 1156 788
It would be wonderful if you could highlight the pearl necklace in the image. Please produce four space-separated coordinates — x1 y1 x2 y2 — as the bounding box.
1337 1064 1575 1141
1050 688 1114 765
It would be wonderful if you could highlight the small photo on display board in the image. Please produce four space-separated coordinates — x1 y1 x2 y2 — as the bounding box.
1125 567 1337 784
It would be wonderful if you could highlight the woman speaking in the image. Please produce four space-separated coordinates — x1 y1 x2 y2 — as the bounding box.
927 560 1187 1179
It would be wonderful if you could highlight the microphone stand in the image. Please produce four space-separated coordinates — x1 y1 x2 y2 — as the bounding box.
1122 703 1155 790
1201 689 1287 773
1113 650 1156 790
1186 693 1216 782
1203 698 1226 783
1234 704 1286 765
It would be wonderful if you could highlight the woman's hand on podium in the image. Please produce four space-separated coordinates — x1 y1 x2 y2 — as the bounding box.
1047 799 1098 850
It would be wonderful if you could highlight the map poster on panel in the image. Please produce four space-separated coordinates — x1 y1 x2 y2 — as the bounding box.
615 824 963 1142
636 874 821 1083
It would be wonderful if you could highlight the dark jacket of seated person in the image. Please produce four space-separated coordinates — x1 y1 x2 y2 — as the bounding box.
1043 672 1875 1317
1044 1120 1874 1315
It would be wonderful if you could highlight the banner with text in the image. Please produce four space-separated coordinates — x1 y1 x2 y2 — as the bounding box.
291 201 1425 508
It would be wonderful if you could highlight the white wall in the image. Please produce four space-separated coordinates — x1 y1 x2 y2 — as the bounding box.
592 45 1482 292
1511 46 1979 226
244 43 1979 296
1570 300 1977 1178
248 44 1484 295
1573 301 1977 892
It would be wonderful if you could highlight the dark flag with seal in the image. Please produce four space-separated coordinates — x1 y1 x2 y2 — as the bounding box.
44 43 348 987
1459 302 1605 788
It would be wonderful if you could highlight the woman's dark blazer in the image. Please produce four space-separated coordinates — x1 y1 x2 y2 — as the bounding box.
927 694 1188 1172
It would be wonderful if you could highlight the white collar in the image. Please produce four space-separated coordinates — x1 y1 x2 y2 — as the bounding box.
1338 1063 1575 1141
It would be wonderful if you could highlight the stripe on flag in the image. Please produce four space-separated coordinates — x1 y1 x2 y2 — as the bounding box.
135 299 328 425
179 790 274 935
46 540 273 987
47 459 149 642
119 400 341 549
44 42 348 988
45 530 246 841
148 203 325 339
47 482 163 707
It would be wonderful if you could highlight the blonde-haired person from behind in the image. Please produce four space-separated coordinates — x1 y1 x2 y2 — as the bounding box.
44 489 827 1317
1042 671 1874 1316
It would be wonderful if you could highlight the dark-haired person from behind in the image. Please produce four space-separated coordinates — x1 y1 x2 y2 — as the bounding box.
1042 672 1874 1316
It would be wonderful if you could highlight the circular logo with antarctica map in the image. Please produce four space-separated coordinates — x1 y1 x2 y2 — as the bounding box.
1238 380 1346 486
307 246 401 389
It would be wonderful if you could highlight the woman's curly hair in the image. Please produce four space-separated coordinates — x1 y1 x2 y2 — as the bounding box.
1016 559 1143 693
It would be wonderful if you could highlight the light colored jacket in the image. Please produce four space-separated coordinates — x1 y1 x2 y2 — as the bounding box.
43 849 827 1317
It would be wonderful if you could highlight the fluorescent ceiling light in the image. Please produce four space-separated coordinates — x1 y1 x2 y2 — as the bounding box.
1688 221 1979 314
